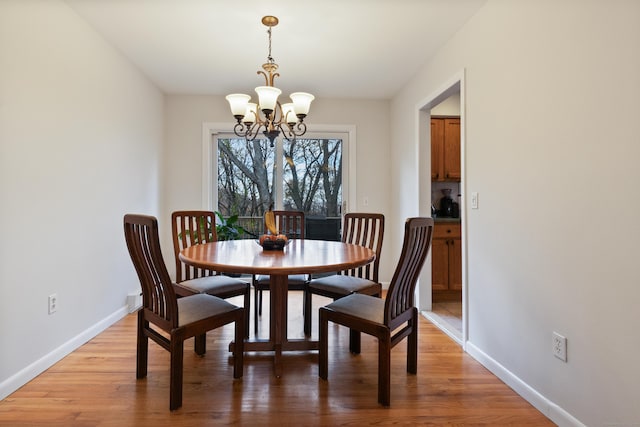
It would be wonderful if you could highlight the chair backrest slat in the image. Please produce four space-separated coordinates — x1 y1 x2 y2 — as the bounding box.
340 213 385 282
384 217 433 327
267 211 305 239
172 210 218 282
124 214 178 330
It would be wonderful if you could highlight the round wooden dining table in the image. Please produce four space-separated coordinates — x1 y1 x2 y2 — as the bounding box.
179 238 376 377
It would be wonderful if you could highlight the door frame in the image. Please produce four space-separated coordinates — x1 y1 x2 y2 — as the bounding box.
416 69 468 348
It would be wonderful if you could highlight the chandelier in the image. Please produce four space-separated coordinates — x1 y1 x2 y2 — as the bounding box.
225 16 314 147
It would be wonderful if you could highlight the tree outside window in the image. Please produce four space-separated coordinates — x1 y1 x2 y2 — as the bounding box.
217 136 342 240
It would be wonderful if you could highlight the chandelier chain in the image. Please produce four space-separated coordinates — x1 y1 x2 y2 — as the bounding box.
267 27 274 64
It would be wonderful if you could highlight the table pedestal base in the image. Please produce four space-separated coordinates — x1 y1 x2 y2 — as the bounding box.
230 340 319 353
228 274 318 377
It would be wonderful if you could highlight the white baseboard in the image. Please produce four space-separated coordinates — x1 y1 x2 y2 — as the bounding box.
465 342 586 427
0 305 129 401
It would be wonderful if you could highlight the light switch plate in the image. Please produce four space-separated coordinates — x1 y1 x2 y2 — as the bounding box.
471 192 478 209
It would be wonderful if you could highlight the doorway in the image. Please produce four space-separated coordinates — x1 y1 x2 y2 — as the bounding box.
430 99 462 340
417 71 467 347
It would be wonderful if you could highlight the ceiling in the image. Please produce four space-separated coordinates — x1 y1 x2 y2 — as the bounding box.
65 0 485 100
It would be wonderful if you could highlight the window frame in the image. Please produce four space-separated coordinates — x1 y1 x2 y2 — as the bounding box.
202 122 357 215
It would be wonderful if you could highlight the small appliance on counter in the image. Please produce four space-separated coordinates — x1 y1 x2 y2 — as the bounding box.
451 200 460 218
438 188 459 218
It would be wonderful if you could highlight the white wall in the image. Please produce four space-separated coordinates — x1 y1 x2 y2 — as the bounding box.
391 0 640 425
163 95 394 281
0 0 164 398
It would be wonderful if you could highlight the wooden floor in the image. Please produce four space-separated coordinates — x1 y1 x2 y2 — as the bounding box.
0 292 554 426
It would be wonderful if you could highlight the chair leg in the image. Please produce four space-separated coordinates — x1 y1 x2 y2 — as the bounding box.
349 329 361 354
303 288 312 336
258 288 263 315
407 310 418 374
233 310 245 379
318 308 329 380
169 333 185 411
136 311 148 379
243 288 251 338
253 286 259 334
194 334 206 356
378 331 391 406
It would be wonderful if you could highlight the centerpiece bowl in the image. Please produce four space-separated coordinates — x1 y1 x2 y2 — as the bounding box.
258 234 289 250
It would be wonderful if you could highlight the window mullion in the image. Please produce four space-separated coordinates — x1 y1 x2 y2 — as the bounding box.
275 137 284 210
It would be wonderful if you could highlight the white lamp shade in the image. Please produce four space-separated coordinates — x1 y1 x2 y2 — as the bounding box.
255 86 281 111
226 94 251 117
290 92 314 116
281 103 296 124
244 103 258 124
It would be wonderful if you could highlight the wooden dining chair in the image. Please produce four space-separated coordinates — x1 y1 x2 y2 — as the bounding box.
303 213 385 337
318 217 434 406
252 210 308 334
171 210 250 338
124 214 244 411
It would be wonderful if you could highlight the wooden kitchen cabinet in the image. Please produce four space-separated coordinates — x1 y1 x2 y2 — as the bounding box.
432 222 462 297
431 118 460 182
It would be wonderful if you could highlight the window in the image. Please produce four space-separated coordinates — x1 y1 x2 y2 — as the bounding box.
214 133 347 240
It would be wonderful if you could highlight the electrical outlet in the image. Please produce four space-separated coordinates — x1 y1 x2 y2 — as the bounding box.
552 332 567 362
48 294 58 314
363 196 369 206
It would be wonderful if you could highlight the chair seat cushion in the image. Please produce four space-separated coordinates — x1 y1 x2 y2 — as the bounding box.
179 275 248 295
177 294 239 326
324 293 385 325
308 275 381 296
254 274 309 286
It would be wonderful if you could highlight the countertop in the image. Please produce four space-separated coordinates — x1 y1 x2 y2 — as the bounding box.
433 217 461 223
